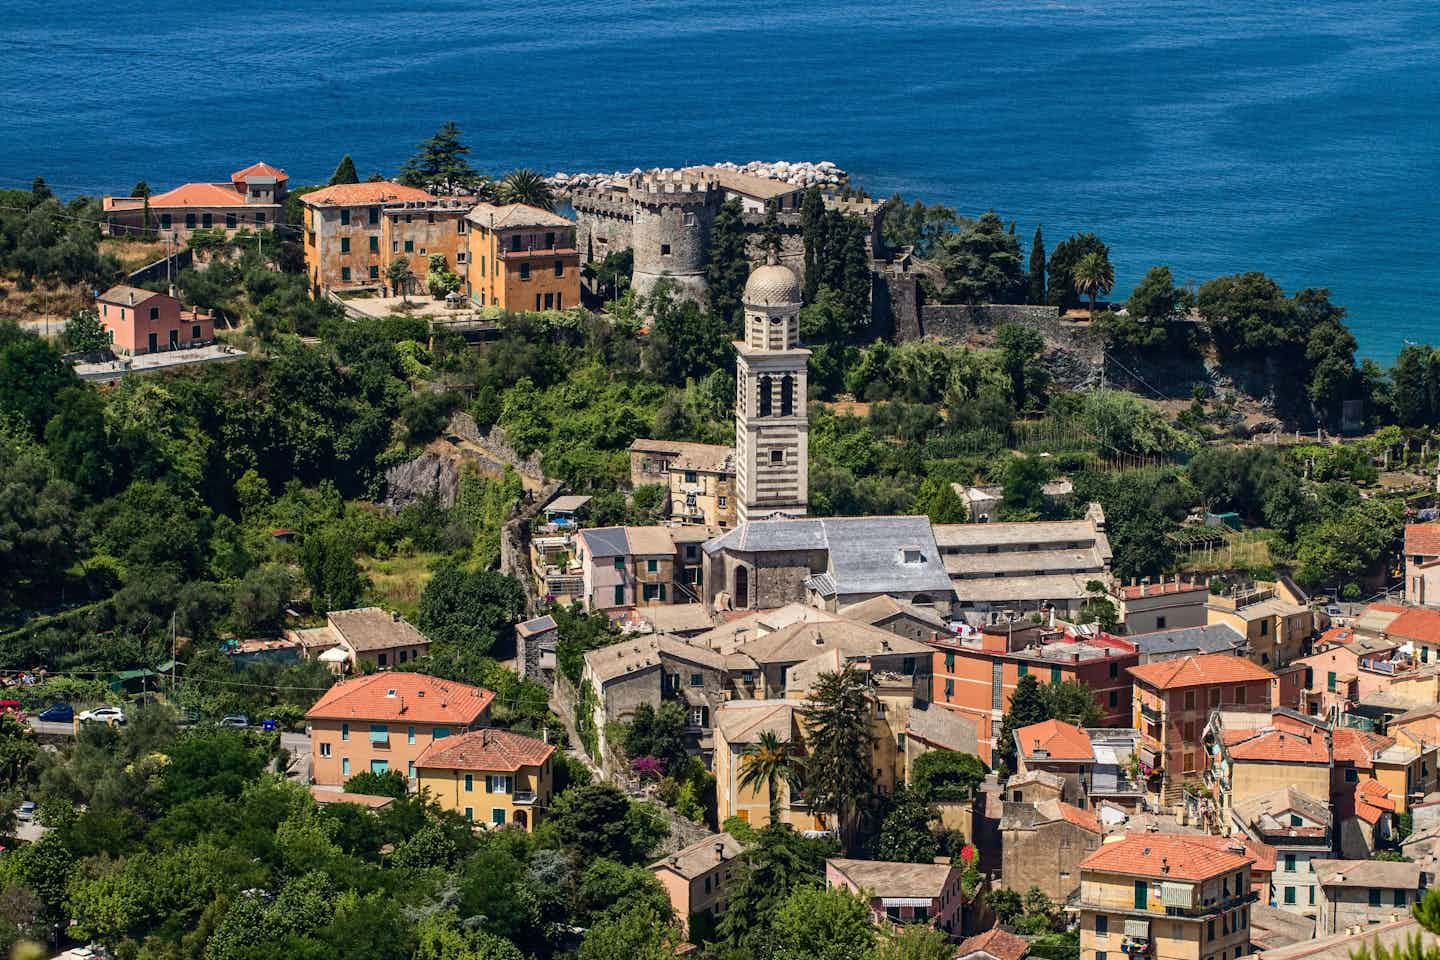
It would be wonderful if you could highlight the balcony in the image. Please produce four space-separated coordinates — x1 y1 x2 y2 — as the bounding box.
512 790 537 805
1120 938 1152 956
1140 702 1163 724
497 245 578 260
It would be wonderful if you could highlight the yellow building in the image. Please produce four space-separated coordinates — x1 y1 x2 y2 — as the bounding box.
1206 580 1313 670
1079 835 1256 960
713 699 824 830
1206 713 1333 826
414 728 555 831
464 203 580 311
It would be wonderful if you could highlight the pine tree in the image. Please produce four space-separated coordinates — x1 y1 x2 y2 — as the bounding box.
328 154 359 186
398 121 481 194
1028 225 1046 305
705 198 749 325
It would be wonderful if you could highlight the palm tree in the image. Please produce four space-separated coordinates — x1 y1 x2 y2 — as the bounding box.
738 729 803 826
497 169 555 211
1072 250 1115 318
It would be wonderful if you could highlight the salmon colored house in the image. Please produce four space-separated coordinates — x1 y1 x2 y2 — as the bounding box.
103 162 287 241
414 728 555 831
96 285 214 356
305 672 494 786
464 202 580 312
929 621 1139 765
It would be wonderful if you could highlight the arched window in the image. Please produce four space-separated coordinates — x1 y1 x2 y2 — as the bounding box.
734 566 750 609
758 375 772 417
780 374 794 416
513 809 528 830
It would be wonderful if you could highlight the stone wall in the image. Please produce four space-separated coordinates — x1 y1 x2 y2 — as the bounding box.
125 247 194 287
447 412 546 485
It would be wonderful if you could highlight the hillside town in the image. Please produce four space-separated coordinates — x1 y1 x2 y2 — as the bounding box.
3 123 1440 960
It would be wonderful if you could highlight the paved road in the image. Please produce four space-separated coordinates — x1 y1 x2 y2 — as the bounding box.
29 719 76 737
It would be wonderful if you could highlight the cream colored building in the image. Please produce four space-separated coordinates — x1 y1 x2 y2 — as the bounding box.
1079 834 1256 960
1206 579 1313 670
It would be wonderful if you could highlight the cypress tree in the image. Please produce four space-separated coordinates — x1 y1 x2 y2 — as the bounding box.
1028 225 1046 305
705 198 749 326
329 154 359 186
800 187 826 303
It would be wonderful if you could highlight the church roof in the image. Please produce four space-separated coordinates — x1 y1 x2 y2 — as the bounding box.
743 260 801 306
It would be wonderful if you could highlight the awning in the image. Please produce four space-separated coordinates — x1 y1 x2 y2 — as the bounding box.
1124 919 1151 938
880 898 933 908
1161 882 1194 908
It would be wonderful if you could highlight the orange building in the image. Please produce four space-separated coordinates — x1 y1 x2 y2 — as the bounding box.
464 203 580 311
305 672 494 786
96 284 213 355
103 162 287 241
1128 653 1277 806
414 728 555 831
929 622 1139 765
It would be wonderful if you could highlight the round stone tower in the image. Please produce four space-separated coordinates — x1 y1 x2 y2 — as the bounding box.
629 169 721 303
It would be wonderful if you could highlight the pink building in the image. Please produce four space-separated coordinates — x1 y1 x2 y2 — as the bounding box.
1406 524 1440 608
825 857 964 937
96 285 214 356
103 162 287 241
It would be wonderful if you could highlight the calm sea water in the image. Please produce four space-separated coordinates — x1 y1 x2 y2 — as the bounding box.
4 0 1437 361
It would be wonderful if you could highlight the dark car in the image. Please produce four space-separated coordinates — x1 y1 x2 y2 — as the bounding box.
37 702 73 723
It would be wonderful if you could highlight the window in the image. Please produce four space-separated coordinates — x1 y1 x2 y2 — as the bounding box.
340 208 350 225
492 808 506 825
1345 768 1359 782
369 724 388 744
1284 854 1296 872
1096 916 1108 936
1050 666 1062 684
1134 881 1148 909
370 759 388 774
613 556 625 570
1096 953 1107 960
1156 616 1167 629
319 743 331 758
160 213 171 228
1184 691 1196 709
1109 690 1119 708
433 727 451 740
202 213 212 228
903 657 916 676
404 239 414 253
683 212 697 226
614 584 625 605
407 726 416 745
186 212 197 229
780 374 794 416
464 807 473 821
554 260 564 277
465 774 474 792
1207 920 1215 942
341 266 351 282
718 496 727 506
520 262 530 280
661 243 671 255
1209 688 1221 707
1395 889 1407 907
341 723 349 741
377 653 388 667
1260 620 1270 636
1018 663 1029 678
368 206 380 225
225 212 236 228
690 673 703 687
759 375 772 416
944 678 954 699
1369 888 1383 907
369 235 379 252
370 265 379 280
945 653 955 671
647 559 658 573
255 212 266 225
1327 671 1337 692
342 758 350 776
486 775 511 793
408 761 415 777
1309 887 1315 906
191 324 201 340
1109 662 1119 679
1235 686 1247 705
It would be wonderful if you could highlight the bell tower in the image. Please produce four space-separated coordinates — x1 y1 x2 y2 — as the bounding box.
734 253 809 523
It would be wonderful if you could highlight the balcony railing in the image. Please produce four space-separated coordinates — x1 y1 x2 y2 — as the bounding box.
498 245 577 260
512 790 537 805
1140 703 1163 724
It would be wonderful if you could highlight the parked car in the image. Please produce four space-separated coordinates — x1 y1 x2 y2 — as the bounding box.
219 715 249 728
38 702 74 723
1323 604 1345 617
16 800 36 821
78 706 126 726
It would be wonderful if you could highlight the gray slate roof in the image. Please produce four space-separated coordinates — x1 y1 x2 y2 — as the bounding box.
578 526 631 558
706 516 953 597
1129 623 1247 659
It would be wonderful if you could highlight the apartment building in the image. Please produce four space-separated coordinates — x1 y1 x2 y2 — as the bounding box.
1113 578 1210 635
1078 834 1256 960
1312 860 1423 934
931 503 1111 621
1012 719 1145 810
464 202 580 311
1405 524 1440 607
651 833 745 936
628 438 738 529
414 728 554 830
825 858 964 935
287 606 431 672
1206 579 1313 670
96 285 213 356
1230 786 1332 915
305 673 494 785
929 621 1138 765
575 525 689 611
103 162 286 240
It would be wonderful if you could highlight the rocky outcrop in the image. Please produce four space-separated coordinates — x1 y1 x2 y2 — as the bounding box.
382 448 461 511
551 159 847 193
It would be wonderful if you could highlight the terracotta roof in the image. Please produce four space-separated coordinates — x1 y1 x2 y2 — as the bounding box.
414 728 554 772
310 787 395 809
650 831 743 879
231 162 288 183
300 181 434 206
1048 799 1102 834
466 201 574 230
1331 727 1395 765
826 857 956 899
1353 778 1396 825
955 927 1030 960
1127 653 1277 690
98 284 165 307
147 181 252 208
1406 524 1440 557
1382 608 1440 647
305 672 494 724
1225 727 1330 764
1016 718 1094 762
1080 833 1255 881
1115 579 1207 600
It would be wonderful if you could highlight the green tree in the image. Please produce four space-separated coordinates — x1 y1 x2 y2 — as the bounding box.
417 564 525 659
0 323 73 437
770 885 875 960
60 309 108 353
1000 454 1051 520
705 197 750 324
910 750 987 801
1126 265 1190 323
1391 343 1436 427
1047 232 1108 311
426 251 463 299
496 169 555 211
578 905 684 960
623 702 690 770
552 783 664 864
399 121 484 194
1071 249 1116 317
0 440 77 611
995 673 1051 774
997 321 1047 413
876 925 956 960
643 282 734 386
799 664 873 852
931 211 1026 304
1196 271 1301 360
328 155 359 186
873 787 940 863
1297 288 1357 429
299 527 365 611
386 255 412 302
738 729 805 825
1027 225 1046 305
718 825 837 954
342 769 409 798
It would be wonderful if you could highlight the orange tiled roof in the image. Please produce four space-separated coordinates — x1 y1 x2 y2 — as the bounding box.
147 181 247 208
1383 608 1440 647
300 181 433 206
1054 800 1102 834
305 672 494 724
1128 653 1277 690
1081 833 1255 882
414 728 554 773
1331 727 1395 766
1016 718 1094 761
1354 778 1396 825
1225 728 1330 764
1406 524 1440 557
231 161 288 183
956 927 1030 960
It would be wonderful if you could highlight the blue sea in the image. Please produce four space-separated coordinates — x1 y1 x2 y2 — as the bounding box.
4 0 1437 362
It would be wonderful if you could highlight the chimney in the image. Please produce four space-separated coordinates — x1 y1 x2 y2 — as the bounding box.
392 611 400 622
1161 857 1170 875
715 841 725 860
168 284 177 300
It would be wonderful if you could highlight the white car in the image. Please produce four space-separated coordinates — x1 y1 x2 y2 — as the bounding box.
77 706 126 726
